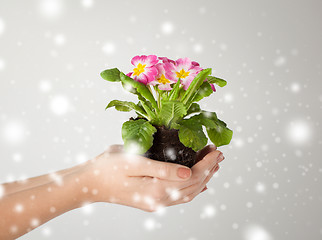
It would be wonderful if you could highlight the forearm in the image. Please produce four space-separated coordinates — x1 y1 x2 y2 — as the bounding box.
2 164 85 196
0 167 93 240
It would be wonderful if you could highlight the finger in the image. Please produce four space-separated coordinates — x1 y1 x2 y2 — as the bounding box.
195 145 217 164
127 156 192 181
200 186 208 193
167 164 219 206
178 163 218 196
107 144 124 153
192 150 223 175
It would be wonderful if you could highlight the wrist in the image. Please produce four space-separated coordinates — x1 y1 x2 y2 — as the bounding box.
73 161 106 204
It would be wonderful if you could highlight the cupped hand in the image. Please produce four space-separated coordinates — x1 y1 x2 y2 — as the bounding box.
82 144 224 212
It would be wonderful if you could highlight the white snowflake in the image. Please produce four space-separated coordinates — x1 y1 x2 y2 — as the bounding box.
82 0 94 8
255 182 266 194
39 80 52 92
200 204 216 219
274 56 287 67
54 34 66 46
143 218 161 231
3 121 26 144
102 42 116 55
243 224 272 240
290 82 301 93
50 95 71 115
81 202 93 215
161 22 174 35
286 120 312 145
38 0 64 18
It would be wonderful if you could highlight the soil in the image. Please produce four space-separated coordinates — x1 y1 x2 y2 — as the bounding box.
144 125 197 168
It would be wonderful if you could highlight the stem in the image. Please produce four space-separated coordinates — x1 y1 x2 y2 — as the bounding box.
140 100 156 120
158 90 161 109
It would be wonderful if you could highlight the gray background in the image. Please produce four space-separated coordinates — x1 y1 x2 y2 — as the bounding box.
1 0 322 239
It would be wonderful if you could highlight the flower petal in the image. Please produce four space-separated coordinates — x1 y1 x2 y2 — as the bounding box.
175 57 192 71
158 57 175 64
133 73 149 85
141 55 159 67
131 55 143 67
181 77 194 90
126 72 133 77
143 66 158 83
191 61 200 67
158 83 172 90
210 83 216 92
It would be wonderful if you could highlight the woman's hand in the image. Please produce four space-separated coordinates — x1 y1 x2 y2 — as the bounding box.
81 144 224 211
0 144 224 239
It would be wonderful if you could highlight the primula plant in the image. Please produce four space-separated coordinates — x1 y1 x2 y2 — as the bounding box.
101 55 233 167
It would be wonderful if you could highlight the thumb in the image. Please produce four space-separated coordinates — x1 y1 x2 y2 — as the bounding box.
129 158 192 181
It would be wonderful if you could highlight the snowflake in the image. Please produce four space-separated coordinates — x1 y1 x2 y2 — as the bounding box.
82 0 94 8
143 218 161 231
243 224 272 240
38 0 64 18
161 22 174 35
3 121 26 144
286 120 312 145
102 42 116 55
200 204 216 219
50 95 71 115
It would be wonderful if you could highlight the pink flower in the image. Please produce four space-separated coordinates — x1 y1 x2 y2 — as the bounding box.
127 55 159 85
158 57 175 64
149 63 176 90
167 58 202 90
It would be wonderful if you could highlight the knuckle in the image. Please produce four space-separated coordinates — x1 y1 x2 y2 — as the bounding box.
190 175 201 185
157 164 171 178
183 195 193 203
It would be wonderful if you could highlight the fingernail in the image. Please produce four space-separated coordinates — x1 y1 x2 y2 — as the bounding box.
177 167 191 179
217 153 224 162
209 144 216 149
201 186 208 193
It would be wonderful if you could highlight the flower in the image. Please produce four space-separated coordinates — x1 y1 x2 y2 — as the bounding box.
158 56 175 64
167 57 202 90
149 63 176 90
127 55 159 85
192 61 216 92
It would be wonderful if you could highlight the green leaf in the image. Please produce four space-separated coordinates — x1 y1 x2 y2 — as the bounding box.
158 100 187 128
181 68 212 105
206 119 233 147
186 82 213 107
100 68 121 82
168 80 181 100
186 103 201 116
178 118 208 151
138 94 156 120
106 100 147 116
189 112 217 129
185 111 233 147
120 73 157 109
122 119 157 154
207 76 227 87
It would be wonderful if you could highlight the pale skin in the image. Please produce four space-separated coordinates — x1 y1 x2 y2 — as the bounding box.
0 144 224 240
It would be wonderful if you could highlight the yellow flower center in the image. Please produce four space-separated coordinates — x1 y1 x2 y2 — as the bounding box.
133 63 146 76
176 69 190 79
157 74 170 85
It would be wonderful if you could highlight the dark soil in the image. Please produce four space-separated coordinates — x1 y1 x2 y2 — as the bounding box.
144 125 197 168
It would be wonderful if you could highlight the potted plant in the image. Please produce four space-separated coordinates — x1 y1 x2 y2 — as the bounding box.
101 55 233 167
